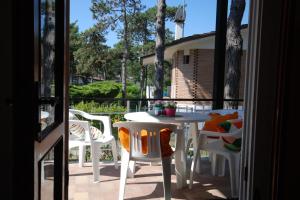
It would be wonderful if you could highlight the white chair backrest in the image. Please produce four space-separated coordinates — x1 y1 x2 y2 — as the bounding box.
69 112 79 120
97 116 112 139
113 122 176 160
69 109 113 139
69 119 90 142
228 127 243 138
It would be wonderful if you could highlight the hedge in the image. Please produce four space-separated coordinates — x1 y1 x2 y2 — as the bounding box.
70 80 140 104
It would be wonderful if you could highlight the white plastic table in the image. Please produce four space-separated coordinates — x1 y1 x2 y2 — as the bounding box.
124 111 209 189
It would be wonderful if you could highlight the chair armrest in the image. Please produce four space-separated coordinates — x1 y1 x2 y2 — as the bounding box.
228 128 243 137
70 109 110 123
86 114 110 122
198 129 242 138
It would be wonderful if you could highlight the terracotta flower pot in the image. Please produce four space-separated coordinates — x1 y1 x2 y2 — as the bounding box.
165 108 176 117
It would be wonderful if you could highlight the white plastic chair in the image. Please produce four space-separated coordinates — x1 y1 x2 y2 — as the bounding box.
189 128 242 198
113 122 177 200
69 109 118 183
185 109 244 172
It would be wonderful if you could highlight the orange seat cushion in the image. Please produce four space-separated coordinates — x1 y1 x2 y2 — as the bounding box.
203 112 239 139
231 120 242 129
118 127 173 158
203 112 239 132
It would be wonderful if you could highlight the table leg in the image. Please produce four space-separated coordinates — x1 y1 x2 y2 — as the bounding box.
189 122 201 173
175 128 187 189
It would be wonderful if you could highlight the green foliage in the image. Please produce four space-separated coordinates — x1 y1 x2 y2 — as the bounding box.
69 22 81 75
69 81 140 103
74 26 109 77
70 3 176 87
164 101 177 109
146 60 172 88
70 81 120 100
115 83 140 99
129 6 177 45
91 0 143 32
73 101 126 115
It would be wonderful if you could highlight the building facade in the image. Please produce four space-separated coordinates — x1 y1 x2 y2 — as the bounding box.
142 26 248 106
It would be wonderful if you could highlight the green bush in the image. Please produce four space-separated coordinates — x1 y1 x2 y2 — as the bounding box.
69 81 120 103
70 80 140 104
115 83 140 99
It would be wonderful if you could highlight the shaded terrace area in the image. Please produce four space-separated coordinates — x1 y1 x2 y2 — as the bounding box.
65 99 243 200
68 158 233 200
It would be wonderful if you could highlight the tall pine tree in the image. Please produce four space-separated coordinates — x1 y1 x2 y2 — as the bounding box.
224 0 246 108
91 0 143 101
154 0 166 98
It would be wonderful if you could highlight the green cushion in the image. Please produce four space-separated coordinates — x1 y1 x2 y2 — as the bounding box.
224 138 241 152
218 121 232 132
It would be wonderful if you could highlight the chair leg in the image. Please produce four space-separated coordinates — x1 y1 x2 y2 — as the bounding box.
119 148 130 200
217 156 226 176
78 144 86 167
111 139 119 169
208 152 213 162
211 153 217 176
212 154 226 176
185 138 192 157
91 143 100 183
127 161 135 178
228 155 237 198
189 139 202 189
190 122 200 173
234 154 241 197
162 156 172 200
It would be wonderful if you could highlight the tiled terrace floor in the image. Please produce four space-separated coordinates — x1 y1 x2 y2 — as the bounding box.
68 158 233 200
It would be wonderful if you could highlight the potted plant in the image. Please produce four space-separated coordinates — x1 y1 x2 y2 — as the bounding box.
163 101 177 117
153 100 164 115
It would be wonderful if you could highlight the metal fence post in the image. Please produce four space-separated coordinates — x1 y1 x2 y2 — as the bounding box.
127 100 130 112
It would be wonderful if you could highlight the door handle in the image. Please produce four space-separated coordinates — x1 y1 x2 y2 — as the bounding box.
38 97 60 107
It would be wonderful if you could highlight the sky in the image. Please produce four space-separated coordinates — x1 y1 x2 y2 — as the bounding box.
70 0 250 47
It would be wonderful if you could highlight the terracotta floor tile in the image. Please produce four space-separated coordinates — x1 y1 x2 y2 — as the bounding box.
69 159 234 200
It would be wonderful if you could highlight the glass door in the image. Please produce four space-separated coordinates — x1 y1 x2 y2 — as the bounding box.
34 0 68 199
37 0 64 142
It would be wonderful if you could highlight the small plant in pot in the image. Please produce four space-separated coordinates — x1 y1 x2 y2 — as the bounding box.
153 100 164 115
164 101 177 117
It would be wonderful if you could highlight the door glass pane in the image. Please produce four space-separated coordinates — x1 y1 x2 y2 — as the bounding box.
40 0 56 131
40 147 55 200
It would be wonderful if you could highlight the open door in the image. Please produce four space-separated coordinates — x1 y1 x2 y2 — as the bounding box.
33 0 69 199
6 0 69 199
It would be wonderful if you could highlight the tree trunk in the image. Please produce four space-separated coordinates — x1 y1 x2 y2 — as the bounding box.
139 22 148 103
138 64 145 110
224 0 245 108
103 63 107 80
42 4 55 97
140 65 145 98
154 0 166 99
121 0 129 104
